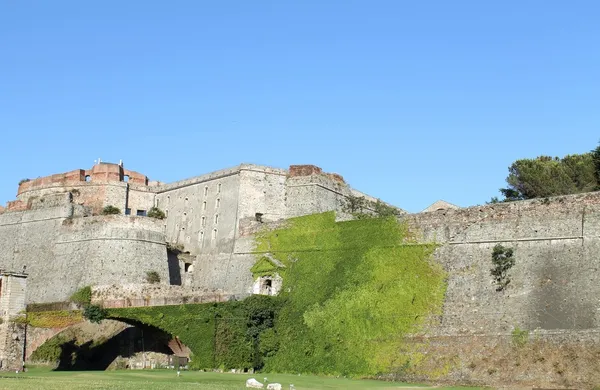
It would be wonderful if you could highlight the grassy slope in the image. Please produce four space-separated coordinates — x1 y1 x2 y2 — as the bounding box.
0 367 481 390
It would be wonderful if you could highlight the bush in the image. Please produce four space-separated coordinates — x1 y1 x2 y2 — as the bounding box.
146 271 160 284
511 327 529 347
69 286 92 306
490 244 516 291
101 205 121 215
18 178 31 185
147 207 166 219
83 305 107 324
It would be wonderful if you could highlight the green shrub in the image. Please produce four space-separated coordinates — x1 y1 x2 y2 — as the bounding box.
101 205 121 215
83 305 107 324
18 178 31 186
146 271 160 284
511 327 529 347
70 286 92 306
491 244 516 291
147 207 166 219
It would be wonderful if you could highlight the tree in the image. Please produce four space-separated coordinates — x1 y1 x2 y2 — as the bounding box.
498 154 596 201
591 142 600 189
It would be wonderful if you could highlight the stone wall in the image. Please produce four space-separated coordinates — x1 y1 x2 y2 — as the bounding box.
0 273 27 370
402 192 600 387
0 203 168 303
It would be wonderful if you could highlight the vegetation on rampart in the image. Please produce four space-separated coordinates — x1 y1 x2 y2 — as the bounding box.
50 212 445 377
108 295 281 370
26 310 83 328
254 212 446 375
101 205 121 215
147 207 166 219
69 286 92 306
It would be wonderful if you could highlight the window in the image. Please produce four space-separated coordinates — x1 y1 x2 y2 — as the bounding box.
85 175 91 182
216 198 220 209
202 201 207 211
125 208 131 215
184 263 192 272
137 209 147 216
217 183 221 193
212 229 217 240
204 186 208 197
255 213 263 223
165 209 169 217
199 231 204 247
201 216 206 227
214 214 219 224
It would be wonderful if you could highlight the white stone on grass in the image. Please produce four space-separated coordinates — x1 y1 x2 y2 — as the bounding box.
246 378 264 388
267 383 282 390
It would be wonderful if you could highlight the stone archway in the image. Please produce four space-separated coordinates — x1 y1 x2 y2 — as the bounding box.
27 319 190 370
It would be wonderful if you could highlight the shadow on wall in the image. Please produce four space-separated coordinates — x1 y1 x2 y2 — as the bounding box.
167 251 182 286
53 325 174 371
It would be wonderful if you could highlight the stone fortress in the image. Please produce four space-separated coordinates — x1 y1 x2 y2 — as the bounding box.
0 161 387 303
1 161 600 385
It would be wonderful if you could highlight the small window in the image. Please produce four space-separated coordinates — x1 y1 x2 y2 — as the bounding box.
165 209 169 217
137 209 147 216
201 216 206 227
255 213 263 223
185 197 188 202
123 175 129 182
212 229 217 240
184 263 192 272
204 186 208 197
199 231 204 247
214 214 219 224
216 198 220 209
85 175 91 182
217 183 221 193
125 208 131 215
202 201 207 211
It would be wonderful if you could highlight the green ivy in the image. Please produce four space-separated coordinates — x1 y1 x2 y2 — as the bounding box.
254 212 446 376
108 295 281 370
70 286 92 306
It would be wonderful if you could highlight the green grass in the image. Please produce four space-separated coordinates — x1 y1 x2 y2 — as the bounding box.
0 366 481 390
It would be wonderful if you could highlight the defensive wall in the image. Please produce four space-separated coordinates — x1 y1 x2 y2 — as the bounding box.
0 162 383 303
403 192 600 386
0 205 168 303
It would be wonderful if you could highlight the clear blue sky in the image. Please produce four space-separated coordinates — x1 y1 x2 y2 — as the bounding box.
1 1 599 213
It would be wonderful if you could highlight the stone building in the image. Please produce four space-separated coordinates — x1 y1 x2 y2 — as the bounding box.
0 271 27 370
0 162 398 303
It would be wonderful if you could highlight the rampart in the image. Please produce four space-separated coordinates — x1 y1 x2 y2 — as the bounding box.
403 192 600 387
0 205 168 303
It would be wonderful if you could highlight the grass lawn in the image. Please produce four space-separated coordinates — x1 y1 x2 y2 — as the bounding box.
0 367 481 390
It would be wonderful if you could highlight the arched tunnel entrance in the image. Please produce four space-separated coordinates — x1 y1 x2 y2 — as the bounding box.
28 319 190 371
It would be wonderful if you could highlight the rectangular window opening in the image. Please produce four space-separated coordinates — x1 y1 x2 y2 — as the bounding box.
136 209 147 216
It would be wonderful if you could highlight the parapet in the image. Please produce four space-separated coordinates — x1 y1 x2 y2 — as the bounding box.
288 165 345 183
17 162 149 196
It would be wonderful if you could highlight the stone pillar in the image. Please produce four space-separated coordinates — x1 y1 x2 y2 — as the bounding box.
0 272 27 371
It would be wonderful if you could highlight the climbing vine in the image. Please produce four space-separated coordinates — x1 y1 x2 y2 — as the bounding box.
253 212 446 376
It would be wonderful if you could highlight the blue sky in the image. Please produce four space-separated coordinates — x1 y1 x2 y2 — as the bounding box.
1 1 599 213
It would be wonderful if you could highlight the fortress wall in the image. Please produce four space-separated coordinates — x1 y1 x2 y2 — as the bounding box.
126 186 156 215
0 206 168 303
406 192 600 334
47 215 168 303
285 173 350 218
156 170 241 256
236 167 287 235
15 182 129 215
